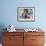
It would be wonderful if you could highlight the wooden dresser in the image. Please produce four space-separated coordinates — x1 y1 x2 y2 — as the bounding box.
2 30 45 46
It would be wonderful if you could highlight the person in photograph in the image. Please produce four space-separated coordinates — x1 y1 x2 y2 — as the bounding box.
22 9 33 19
22 9 30 18
28 9 33 18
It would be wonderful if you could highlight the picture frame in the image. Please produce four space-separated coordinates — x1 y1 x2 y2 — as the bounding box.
17 7 35 22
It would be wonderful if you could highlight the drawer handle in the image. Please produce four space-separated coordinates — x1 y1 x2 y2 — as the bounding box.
32 39 36 40
9 38 12 40
9 38 13 40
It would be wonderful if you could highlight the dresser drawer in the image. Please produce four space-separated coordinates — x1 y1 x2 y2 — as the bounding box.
32 44 44 46
3 32 23 36
3 36 23 46
3 43 23 46
3 35 23 44
24 32 44 36
3 43 15 46
32 36 45 44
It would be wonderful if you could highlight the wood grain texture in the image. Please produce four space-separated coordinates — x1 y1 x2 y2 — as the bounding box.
2 32 24 46
2 30 45 46
24 32 45 46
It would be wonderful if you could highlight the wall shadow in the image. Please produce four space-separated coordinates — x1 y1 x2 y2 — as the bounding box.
0 24 7 43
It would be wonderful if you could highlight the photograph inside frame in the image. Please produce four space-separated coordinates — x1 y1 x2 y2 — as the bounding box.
18 7 35 21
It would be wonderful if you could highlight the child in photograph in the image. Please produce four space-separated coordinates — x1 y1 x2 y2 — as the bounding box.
22 9 33 19
28 9 33 18
22 9 30 18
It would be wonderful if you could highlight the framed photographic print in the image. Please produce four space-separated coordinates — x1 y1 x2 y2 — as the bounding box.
17 7 35 22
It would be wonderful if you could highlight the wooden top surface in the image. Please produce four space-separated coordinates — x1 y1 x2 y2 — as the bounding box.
3 29 45 32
